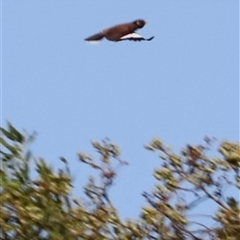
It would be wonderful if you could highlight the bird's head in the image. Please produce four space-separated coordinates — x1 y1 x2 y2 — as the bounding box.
133 19 147 28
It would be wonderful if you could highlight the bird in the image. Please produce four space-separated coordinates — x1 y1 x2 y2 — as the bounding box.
84 19 154 43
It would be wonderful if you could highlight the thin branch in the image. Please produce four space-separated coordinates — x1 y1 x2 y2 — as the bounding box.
200 186 228 210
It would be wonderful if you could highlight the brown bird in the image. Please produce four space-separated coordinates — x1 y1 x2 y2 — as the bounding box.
84 19 154 43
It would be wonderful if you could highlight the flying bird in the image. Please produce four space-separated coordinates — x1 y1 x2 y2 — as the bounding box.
84 19 154 43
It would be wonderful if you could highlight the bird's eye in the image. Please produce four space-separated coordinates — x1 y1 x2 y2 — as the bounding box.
135 20 145 28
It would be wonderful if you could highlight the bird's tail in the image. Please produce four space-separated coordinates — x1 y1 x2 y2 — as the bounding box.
84 32 104 42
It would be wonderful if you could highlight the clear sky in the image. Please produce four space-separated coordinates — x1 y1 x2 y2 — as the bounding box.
2 0 239 220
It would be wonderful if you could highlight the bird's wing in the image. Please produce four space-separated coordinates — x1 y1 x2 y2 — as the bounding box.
118 33 154 41
84 32 105 43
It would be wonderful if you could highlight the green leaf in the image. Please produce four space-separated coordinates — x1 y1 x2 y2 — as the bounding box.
8 122 24 143
0 137 20 155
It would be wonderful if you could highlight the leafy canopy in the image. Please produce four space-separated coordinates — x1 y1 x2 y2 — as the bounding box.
0 123 239 240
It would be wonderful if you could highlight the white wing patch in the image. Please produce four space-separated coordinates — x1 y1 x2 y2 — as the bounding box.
120 33 143 40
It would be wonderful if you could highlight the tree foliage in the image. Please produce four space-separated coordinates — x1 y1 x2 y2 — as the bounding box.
0 123 239 240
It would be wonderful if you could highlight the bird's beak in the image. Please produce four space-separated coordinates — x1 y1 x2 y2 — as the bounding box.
145 21 148 24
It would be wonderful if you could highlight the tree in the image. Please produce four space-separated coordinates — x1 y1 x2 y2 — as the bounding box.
0 123 239 240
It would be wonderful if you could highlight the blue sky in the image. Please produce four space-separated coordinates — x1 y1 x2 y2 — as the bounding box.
1 0 239 220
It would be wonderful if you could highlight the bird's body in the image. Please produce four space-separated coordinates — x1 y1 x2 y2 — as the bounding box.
84 19 154 43
102 22 141 41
